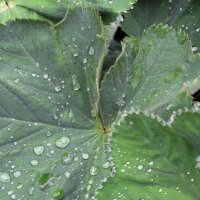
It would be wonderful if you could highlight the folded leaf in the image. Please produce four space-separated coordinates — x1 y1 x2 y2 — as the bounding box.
100 25 200 126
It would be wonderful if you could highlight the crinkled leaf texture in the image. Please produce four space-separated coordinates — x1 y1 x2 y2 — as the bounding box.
122 0 200 51
97 109 200 200
0 7 112 200
100 25 200 126
0 0 137 24
0 0 44 24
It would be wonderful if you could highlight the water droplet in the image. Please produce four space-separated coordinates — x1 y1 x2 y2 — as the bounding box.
28 186 35 196
55 86 61 92
63 154 71 165
137 165 143 170
13 171 21 178
196 28 200 32
68 109 75 120
16 184 23 190
44 73 48 79
86 185 91 191
90 109 96 118
103 162 110 169
90 166 99 176
83 58 87 64
196 155 200 162
64 171 70 178
11 194 16 200
72 37 76 42
88 47 95 55
31 160 38 166
116 97 125 107
149 161 154 166
56 137 70 148
81 153 89 160
33 145 44 155
14 78 20 84
0 172 10 183
72 75 80 91
192 46 198 52
73 52 78 57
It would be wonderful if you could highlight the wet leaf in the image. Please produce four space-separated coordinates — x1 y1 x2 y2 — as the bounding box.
100 25 200 126
98 110 200 200
122 0 200 51
0 7 112 200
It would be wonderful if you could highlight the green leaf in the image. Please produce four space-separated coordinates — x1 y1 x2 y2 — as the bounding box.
97 111 200 200
13 0 137 20
121 0 200 51
100 25 200 126
0 0 44 24
0 7 112 200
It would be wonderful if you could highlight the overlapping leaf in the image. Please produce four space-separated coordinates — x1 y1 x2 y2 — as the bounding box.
122 0 200 51
0 0 137 24
0 7 112 200
100 25 200 126
98 110 200 200
0 0 44 24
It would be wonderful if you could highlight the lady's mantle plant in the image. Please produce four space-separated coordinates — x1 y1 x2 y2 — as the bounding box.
0 0 200 200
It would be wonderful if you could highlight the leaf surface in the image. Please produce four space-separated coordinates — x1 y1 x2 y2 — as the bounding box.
97 111 200 200
100 25 200 126
122 0 200 51
0 7 111 200
0 0 137 24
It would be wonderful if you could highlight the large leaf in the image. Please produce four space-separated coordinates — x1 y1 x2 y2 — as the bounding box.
121 0 200 51
0 7 112 200
97 110 200 200
0 0 136 23
100 25 200 126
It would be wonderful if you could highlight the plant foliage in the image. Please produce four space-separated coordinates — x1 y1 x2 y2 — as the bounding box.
0 0 200 200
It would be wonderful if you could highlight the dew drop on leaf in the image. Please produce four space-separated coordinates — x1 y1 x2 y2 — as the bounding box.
30 160 39 166
73 52 78 57
83 58 88 64
102 162 110 169
90 109 96 117
28 186 35 196
68 109 75 120
88 46 95 55
13 171 21 178
55 86 61 92
55 136 70 148
64 171 71 179
16 184 23 190
72 75 80 91
72 37 76 42
43 73 48 79
137 165 143 170
81 153 89 160
0 172 10 183
33 145 45 155
14 78 20 84
90 166 99 176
